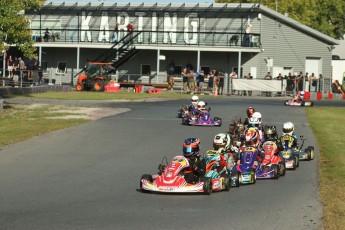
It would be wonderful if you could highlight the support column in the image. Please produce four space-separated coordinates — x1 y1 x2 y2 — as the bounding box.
197 50 200 72
38 46 42 66
156 49 160 84
77 46 80 73
238 51 242 78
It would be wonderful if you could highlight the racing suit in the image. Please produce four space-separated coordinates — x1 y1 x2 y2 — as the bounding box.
185 156 206 184
280 133 299 150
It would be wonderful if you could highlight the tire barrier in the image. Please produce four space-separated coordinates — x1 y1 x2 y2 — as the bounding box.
147 88 162 94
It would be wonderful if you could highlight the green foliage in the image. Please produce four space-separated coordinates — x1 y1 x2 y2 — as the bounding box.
0 0 44 58
217 0 345 39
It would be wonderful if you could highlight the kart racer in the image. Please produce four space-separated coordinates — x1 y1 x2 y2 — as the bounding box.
183 137 206 184
195 101 208 117
280 122 299 150
213 133 237 169
293 91 305 103
247 112 264 141
243 107 255 126
262 125 284 154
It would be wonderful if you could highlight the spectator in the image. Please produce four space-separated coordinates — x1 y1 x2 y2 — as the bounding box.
304 72 309 92
186 60 194 72
112 23 120 43
38 66 43 85
230 71 238 95
245 73 253 96
218 71 225 95
310 73 318 92
275 73 283 80
188 69 196 94
264 72 272 80
318 74 323 92
286 72 295 95
208 69 216 92
167 60 175 92
182 68 189 93
296 71 303 92
6 55 14 78
44 28 50 42
126 21 134 41
197 70 205 94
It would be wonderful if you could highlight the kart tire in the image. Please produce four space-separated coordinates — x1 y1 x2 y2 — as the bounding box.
182 118 187 125
295 155 300 167
310 101 314 107
248 168 256 184
305 148 312 161
301 101 305 106
222 173 231 192
308 146 315 160
201 177 212 195
284 100 289 106
214 117 222 126
140 174 153 193
279 162 286 176
272 164 279 179
231 171 240 187
76 83 84 91
289 157 296 170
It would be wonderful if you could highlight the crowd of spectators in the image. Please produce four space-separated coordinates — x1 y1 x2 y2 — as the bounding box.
2 54 42 86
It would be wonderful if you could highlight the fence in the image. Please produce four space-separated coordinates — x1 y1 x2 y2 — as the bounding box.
0 67 335 97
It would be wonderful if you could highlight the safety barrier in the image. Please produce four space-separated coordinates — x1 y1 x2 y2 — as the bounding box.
147 88 162 94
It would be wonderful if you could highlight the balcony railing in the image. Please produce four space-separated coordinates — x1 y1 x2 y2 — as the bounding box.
31 29 261 48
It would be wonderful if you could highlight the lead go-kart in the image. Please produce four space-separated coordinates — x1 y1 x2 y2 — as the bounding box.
182 109 222 126
284 99 314 107
140 156 213 194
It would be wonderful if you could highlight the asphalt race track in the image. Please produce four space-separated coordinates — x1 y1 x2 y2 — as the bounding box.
1 97 342 230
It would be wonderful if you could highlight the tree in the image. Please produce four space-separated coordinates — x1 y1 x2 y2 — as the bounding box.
0 0 44 58
217 0 345 39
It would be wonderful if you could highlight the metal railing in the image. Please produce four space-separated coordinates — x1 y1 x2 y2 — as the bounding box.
31 29 261 48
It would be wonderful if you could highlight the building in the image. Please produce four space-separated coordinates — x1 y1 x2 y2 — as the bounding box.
25 2 339 91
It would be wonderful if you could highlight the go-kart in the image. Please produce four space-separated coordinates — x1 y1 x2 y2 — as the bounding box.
140 156 212 194
228 118 245 139
203 150 231 192
256 141 285 179
231 146 259 186
182 109 222 126
284 99 313 107
279 135 300 170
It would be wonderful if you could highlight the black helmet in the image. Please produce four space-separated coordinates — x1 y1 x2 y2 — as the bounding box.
183 138 200 158
264 125 277 140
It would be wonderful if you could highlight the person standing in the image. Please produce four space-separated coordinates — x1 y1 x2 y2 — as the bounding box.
218 71 225 95
44 28 50 42
188 69 196 94
198 70 205 94
182 68 189 93
126 21 134 41
6 55 13 78
112 23 120 43
167 60 175 92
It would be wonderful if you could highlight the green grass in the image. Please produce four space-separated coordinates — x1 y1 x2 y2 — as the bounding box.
306 107 345 230
0 104 88 147
9 91 215 100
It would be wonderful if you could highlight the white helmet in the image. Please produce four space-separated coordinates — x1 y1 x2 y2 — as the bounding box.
197 101 206 110
252 112 262 125
300 91 305 96
248 117 260 127
283 122 294 135
213 133 231 151
191 95 199 106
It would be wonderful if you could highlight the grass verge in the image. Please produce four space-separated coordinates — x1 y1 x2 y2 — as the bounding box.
306 107 345 230
0 104 88 147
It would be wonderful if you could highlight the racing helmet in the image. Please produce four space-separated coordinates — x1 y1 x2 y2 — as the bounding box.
213 133 231 151
244 127 260 147
197 101 206 110
183 137 200 158
248 117 260 127
300 91 305 96
252 112 262 125
264 125 277 141
247 107 255 117
191 95 199 106
282 122 294 135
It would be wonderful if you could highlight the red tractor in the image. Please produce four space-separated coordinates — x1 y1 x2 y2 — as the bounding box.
76 62 116 91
